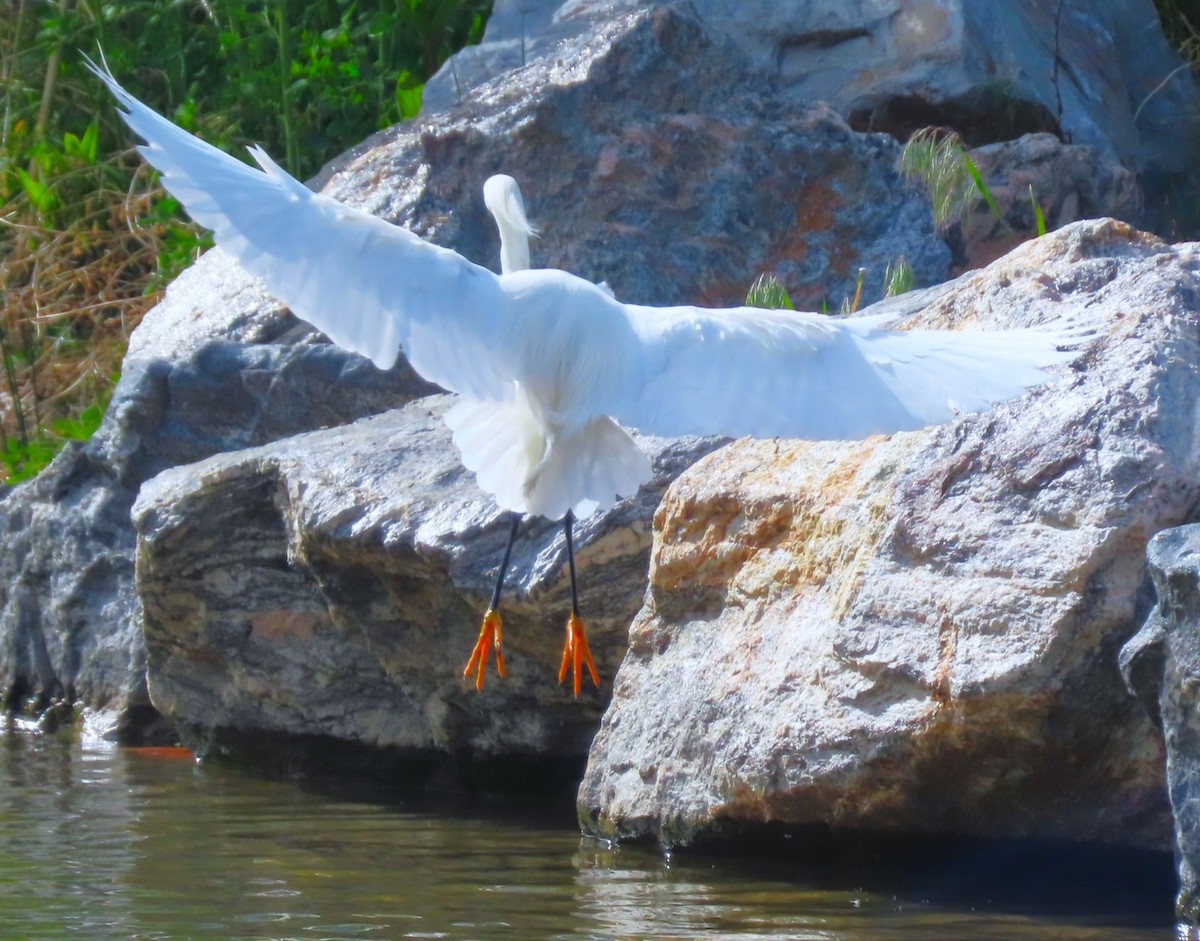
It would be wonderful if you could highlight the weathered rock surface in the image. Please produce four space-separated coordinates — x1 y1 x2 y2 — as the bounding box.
961 133 1142 269
333 6 950 309
0 260 430 738
132 397 719 757
1126 526 1200 922
579 219 1195 851
1 3 950 735
432 0 1199 216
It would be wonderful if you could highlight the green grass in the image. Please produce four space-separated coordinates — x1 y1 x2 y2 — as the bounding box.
746 260 914 317
745 273 795 310
0 0 491 485
884 256 914 297
899 127 1004 233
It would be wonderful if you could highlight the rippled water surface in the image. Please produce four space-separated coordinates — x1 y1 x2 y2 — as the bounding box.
0 733 1177 940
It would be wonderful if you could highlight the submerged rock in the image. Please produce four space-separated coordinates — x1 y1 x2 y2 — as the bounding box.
579 219 1195 852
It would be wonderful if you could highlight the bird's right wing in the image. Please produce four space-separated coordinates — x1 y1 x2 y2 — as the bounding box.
610 303 1092 440
88 55 513 402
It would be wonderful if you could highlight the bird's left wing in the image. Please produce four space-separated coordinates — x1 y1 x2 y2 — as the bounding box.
610 303 1089 440
88 55 513 401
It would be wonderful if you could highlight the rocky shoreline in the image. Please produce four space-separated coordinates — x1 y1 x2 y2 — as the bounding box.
4 0 1200 923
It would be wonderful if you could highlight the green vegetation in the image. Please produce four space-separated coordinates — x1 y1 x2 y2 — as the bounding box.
1029 185 1047 237
883 255 914 297
898 128 976 232
899 127 1003 233
746 260 914 316
0 0 490 484
745 273 794 310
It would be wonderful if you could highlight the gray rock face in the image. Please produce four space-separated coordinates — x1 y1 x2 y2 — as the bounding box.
0 444 143 727
433 0 1198 212
578 219 1192 852
0 256 433 736
333 5 950 309
0 3 950 735
961 133 1141 269
1129 526 1200 923
132 398 720 756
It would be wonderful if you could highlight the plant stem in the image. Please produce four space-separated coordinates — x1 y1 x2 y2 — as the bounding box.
0 329 28 448
274 0 299 175
35 0 70 144
1052 0 1068 141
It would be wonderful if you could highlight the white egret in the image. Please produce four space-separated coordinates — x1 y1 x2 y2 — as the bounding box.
90 57 1096 696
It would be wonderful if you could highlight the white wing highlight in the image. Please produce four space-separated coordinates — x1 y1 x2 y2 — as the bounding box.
614 304 1089 440
87 54 512 402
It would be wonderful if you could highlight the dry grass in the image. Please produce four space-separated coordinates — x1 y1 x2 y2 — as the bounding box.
0 149 203 480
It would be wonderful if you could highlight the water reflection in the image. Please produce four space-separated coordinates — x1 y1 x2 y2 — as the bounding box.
0 733 1175 940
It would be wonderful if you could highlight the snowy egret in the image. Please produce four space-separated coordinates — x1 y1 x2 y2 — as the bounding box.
465 172 597 691
91 58 1096 696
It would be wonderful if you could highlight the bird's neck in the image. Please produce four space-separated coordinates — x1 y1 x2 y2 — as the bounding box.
499 226 531 275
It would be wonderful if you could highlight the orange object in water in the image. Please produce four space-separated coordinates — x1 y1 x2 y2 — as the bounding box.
123 746 194 760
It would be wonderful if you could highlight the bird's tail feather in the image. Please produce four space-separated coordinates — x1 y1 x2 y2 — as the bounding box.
527 415 652 520
447 397 650 520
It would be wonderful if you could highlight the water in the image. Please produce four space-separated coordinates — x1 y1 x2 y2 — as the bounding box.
0 731 1177 940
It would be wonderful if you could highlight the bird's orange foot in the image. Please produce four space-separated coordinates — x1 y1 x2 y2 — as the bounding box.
558 612 600 697
464 608 505 691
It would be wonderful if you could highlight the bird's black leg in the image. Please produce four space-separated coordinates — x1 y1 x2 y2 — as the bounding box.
490 514 521 612
558 510 599 695
565 510 580 618
464 514 521 690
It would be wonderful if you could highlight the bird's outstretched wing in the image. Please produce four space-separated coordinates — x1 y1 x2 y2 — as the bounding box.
93 54 1093 449
87 55 512 402
611 303 1090 440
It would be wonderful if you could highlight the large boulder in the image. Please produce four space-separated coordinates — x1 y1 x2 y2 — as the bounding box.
0 260 430 740
0 4 949 737
960 133 1141 269
132 400 717 758
328 6 949 309
434 0 1199 223
579 218 1195 852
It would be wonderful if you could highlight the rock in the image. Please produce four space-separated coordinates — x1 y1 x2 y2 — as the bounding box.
578 218 1195 851
432 0 1199 226
97 255 437 489
0 444 142 722
0 255 434 736
1120 609 1166 732
330 5 950 309
1 3 950 736
132 396 721 757
1131 526 1200 923
961 133 1142 269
